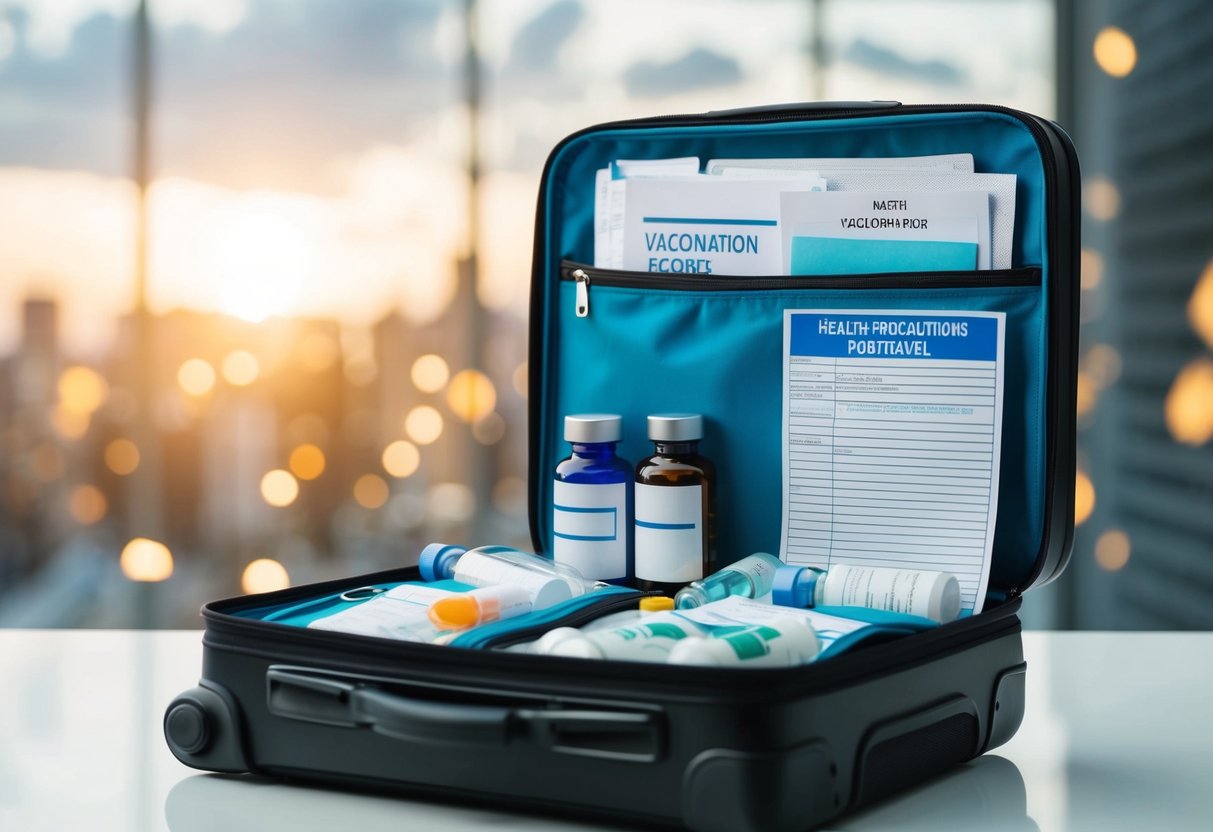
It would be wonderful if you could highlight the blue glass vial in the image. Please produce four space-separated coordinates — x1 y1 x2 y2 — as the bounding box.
553 414 633 584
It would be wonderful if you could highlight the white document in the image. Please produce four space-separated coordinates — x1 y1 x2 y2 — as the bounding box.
821 170 1016 269
779 190 991 272
780 309 1006 614
594 158 700 268
616 176 824 275
308 584 455 641
706 153 975 175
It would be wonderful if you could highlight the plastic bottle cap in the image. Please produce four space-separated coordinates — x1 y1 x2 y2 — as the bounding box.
419 543 467 582
771 565 819 608
564 414 622 443
639 596 675 613
647 413 703 441
428 596 479 629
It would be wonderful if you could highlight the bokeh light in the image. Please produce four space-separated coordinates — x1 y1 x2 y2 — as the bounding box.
382 440 421 478
1084 177 1120 222
51 406 91 440
120 538 174 582
68 485 107 525
1080 248 1103 290
241 558 290 594
405 405 444 445
105 438 141 476
1076 371 1098 418
1094 529 1132 571
260 469 300 507
411 354 450 393
427 481 476 524
1165 358 1213 445
177 358 216 396
446 369 496 423
58 365 108 415
289 443 326 480
1075 469 1096 526
1082 344 1122 387
512 362 528 398
354 473 389 509
1189 258 1213 349
1093 26 1137 78
221 350 260 386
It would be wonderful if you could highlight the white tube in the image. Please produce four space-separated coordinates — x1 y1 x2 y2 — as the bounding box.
543 614 703 662
816 563 961 623
451 551 573 610
666 617 819 667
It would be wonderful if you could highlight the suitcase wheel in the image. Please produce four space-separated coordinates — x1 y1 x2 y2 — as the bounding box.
164 681 251 774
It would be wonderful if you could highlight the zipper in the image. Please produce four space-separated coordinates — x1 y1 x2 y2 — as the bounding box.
572 267 590 317
562 261 1041 318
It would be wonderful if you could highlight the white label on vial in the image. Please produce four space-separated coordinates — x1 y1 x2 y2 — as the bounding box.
635 483 703 583
552 480 627 580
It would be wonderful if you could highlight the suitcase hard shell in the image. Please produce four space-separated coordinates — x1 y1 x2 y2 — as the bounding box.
166 101 1078 832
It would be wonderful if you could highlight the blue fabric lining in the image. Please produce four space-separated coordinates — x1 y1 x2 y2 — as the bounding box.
536 110 1052 593
448 585 640 649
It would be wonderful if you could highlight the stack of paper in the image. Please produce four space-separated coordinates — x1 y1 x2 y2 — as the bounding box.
593 154 1017 275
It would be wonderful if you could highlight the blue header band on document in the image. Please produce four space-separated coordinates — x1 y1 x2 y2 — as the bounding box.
789 312 1000 361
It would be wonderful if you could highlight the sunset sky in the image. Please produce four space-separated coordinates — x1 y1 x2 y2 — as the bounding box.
0 0 1052 356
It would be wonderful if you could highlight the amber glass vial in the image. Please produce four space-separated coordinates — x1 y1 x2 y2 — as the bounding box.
633 413 717 595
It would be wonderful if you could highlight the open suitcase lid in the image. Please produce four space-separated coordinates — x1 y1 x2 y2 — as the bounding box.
526 102 1079 604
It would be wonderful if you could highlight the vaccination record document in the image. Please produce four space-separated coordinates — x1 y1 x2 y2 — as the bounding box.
780 309 1005 614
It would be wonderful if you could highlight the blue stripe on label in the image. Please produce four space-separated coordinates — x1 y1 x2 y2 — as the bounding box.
636 520 697 530
553 503 618 541
642 216 777 227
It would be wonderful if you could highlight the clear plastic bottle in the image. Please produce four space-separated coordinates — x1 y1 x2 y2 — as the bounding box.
771 563 962 623
666 617 819 667
674 552 783 609
418 543 599 610
553 414 633 584
634 413 717 595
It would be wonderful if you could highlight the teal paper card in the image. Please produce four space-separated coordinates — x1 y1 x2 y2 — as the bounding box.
789 236 978 275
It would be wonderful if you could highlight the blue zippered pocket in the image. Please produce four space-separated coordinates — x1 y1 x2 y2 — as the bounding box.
542 264 1045 595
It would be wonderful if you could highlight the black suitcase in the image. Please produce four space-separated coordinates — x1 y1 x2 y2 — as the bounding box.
165 101 1078 832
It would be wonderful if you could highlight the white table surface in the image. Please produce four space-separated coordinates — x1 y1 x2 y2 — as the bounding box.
0 630 1209 831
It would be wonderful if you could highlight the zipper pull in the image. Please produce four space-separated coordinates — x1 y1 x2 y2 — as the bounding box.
572 268 590 318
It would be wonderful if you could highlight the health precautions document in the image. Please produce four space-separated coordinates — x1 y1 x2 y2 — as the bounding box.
780 309 1006 614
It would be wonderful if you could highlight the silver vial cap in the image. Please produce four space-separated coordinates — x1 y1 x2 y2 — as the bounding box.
647 413 703 441
564 413 622 443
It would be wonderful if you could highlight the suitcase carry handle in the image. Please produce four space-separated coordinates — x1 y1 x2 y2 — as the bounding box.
266 667 664 760
705 100 901 118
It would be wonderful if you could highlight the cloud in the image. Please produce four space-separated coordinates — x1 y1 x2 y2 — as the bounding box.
504 0 583 75
842 38 966 86
0 0 448 189
622 47 742 98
